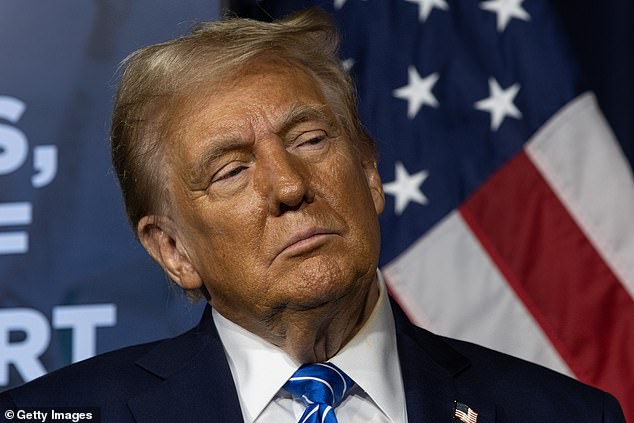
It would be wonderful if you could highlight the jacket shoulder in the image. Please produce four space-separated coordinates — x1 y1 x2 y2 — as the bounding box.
392 297 626 422
440 336 626 422
1 340 163 407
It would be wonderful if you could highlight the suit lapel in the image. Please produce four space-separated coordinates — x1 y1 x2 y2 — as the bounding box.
125 298 498 422
392 299 496 423
127 306 243 423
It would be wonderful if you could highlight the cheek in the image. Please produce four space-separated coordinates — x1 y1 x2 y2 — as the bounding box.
325 155 378 218
190 219 267 307
316 154 381 253
185 200 267 276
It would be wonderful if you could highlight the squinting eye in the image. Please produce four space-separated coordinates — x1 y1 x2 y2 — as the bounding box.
213 164 247 183
303 135 325 145
295 131 328 150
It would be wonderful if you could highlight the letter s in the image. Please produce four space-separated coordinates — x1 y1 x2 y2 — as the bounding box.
0 96 28 175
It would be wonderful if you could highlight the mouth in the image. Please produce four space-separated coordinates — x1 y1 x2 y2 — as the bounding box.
274 227 340 261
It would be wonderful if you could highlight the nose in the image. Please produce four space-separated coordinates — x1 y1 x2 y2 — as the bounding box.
257 140 314 216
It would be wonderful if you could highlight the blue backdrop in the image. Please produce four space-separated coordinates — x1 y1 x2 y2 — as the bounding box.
0 1 220 390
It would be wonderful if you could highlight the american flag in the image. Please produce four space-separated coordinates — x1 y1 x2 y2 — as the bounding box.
454 401 478 423
233 0 634 420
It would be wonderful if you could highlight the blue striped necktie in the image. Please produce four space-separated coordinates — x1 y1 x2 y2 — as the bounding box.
283 362 355 423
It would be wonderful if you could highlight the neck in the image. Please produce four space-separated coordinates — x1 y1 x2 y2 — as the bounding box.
214 272 380 363
278 276 380 362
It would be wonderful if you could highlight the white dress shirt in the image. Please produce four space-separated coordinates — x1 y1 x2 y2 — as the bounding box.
212 271 408 423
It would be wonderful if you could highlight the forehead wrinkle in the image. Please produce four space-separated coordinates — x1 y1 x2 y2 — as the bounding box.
180 72 334 188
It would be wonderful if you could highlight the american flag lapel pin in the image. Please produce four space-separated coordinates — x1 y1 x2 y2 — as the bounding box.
453 401 478 423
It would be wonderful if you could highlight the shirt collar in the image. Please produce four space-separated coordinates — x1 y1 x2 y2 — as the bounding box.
212 307 297 422
330 271 406 422
212 270 405 423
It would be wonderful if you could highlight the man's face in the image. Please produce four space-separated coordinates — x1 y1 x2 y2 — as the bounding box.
158 59 384 329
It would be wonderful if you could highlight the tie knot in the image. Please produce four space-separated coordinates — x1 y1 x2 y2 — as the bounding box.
284 362 354 407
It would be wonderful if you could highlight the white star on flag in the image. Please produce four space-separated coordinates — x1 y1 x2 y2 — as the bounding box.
405 0 449 22
342 58 355 71
480 0 531 32
383 161 429 215
334 0 366 10
393 66 440 119
474 78 522 131
334 0 347 10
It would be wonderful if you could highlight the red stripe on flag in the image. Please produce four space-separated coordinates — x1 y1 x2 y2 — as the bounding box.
460 151 634 416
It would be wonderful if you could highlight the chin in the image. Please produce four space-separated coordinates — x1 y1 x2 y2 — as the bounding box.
276 255 371 309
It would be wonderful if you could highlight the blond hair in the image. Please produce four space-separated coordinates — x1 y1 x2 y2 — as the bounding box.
110 8 374 231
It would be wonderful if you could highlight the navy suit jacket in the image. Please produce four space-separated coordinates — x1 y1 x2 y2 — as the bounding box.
0 301 625 422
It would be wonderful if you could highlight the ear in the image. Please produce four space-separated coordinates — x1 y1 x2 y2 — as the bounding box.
362 159 385 215
137 215 203 290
